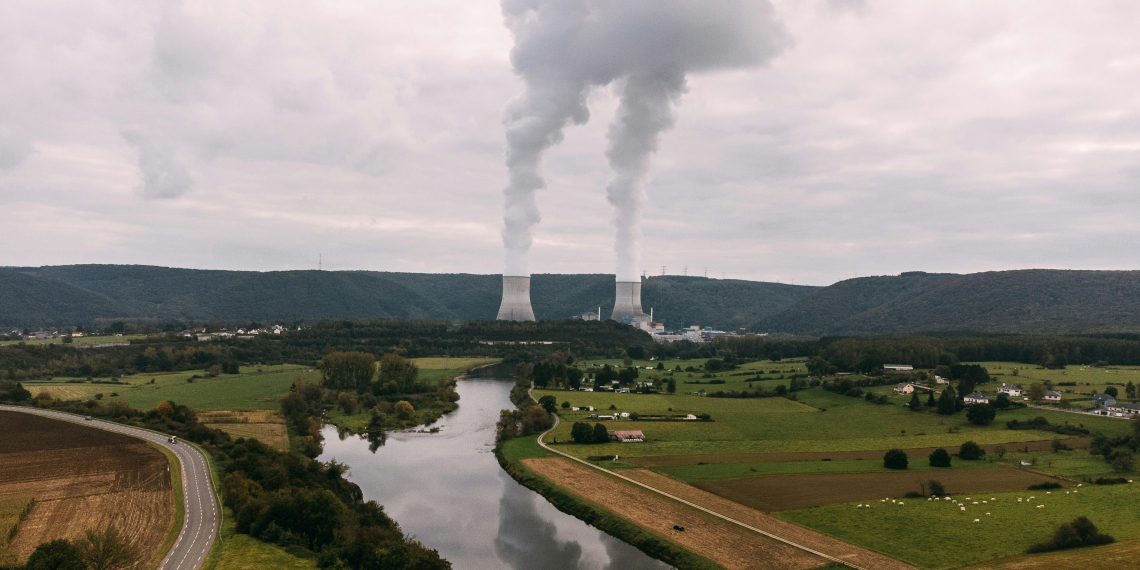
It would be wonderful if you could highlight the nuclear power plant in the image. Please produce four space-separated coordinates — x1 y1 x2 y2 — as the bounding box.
610 280 649 324
496 275 536 321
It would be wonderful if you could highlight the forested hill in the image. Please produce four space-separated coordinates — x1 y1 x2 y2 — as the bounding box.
0 265 815 329
755 269 1140 335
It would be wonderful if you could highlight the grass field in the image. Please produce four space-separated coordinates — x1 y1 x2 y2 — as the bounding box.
778 481 1140 568
973 361 1140 405
25 365 317 411
657 456 995 482
0 496 33 567
0 334 147 346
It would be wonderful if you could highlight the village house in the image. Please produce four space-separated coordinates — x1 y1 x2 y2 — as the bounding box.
607 430 645 443
1106 403 1140 417
893 383 916 395
884 364 914 371
935 375 950 385
998 383 1022 397
963 392 990 405
1044 390 1062 403
1092 393 1117 407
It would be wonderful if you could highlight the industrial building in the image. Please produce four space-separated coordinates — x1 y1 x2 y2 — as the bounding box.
496 275 535 321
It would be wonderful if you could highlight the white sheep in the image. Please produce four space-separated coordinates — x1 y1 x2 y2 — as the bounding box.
972 501 978 504
1078 484 1083 487
899 502 904 505
960 506 966 511
974 519 980 522
1046 492 1051 495
1037 505 1045 509
986 513 991 516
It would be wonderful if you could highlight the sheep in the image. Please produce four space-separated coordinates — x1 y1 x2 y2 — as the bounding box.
972 501 979 504
898 502 904 505
960 506 966 511
1046 491 1051 495
1037 504 1045 509
974 519 980 523
986 513 991 516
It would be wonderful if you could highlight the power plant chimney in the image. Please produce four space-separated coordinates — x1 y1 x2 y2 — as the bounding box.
497 276 536 321
610 280 648 323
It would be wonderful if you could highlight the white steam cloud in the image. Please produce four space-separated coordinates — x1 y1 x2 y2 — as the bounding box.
500 0 789 279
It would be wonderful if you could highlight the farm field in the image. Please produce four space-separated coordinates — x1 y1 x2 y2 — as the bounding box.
198 410 290 451
0 411 173 565
521 456 832 570
209 518 318 570
656 456 995 482
777 481 1140 568
25 365 317 410
0 496 33 567
971 361 1140 406
0 334 146 346
963 537 1140 569
693 466 1067 512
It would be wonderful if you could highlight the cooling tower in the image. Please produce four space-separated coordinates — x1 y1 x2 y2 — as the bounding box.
610 280 648 322
497 275 536 321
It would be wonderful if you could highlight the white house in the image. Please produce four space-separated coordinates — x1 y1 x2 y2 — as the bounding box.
1043 390 1062 403
884 364 914 371
935 375 950 385
998 384 1022 397
1106 403 1140 417
963 392 990 405
893 383 916 395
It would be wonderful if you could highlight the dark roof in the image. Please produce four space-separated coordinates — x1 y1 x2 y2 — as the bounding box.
965 392 988 399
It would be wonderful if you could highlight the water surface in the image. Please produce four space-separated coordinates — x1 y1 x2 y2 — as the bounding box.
319 370 672 570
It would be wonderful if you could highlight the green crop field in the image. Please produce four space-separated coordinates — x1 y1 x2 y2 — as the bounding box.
0 334 146 346
25 365 315 411
0 496 33 567
778 481 1140 568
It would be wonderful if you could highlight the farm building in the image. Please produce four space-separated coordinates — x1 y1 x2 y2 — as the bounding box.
963 392 989 405
884 364 913 371
935 375 949 385
998 383 1022 396
607 430 645 443
1106 403 1140 417
1044 390 1062 402
893 383 915 395
1092 393 1117 407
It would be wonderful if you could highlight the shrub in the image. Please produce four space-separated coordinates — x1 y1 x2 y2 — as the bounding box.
967 403 996 426
883 449 908 470
1028 482 1063 490
561 401 570 409
929 448 952 468
1094 477 1128 485
928 480 945 496
1027 517 1114 553
959 441 985 460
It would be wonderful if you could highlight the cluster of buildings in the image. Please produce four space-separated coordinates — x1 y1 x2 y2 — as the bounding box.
188 325 293 341
894 376 1140 418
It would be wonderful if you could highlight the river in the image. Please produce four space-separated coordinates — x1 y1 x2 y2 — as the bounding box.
318 367 672 570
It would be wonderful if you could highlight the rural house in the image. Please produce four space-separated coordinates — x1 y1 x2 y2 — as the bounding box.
1106 403 1140 417
1092 394 1117 407
998 384 1022 397
963 392 989 405
935 375 949 385
1044 391 1062 403
607 430 645 443
893 383 916 395
884 364 913 371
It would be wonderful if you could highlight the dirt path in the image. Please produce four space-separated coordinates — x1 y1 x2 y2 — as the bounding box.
522 457 829 570
623 469 917 570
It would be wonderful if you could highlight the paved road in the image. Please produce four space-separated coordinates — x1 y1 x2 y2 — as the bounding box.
0 405 219 570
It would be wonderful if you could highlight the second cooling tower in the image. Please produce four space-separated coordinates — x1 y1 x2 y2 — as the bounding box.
496 275 536 321
610 280 648 322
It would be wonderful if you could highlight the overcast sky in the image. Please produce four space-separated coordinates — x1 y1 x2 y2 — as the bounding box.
3 0 1139 286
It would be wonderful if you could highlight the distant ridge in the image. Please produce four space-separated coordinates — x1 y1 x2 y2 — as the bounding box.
0 265 814 329
756 269 1140 335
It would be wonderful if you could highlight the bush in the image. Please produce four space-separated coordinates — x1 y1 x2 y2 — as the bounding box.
959 441 985 460
1094 477 1129 485
883 449 908 470
967 403 996 425
1027 516 1115 553
1028 482 1063 490
929 448 952 468
929 480 945 496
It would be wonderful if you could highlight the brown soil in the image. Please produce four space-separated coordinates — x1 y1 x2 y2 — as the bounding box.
628 438 1092 468
623 469 917 570
199 409 289 451
0 411 173 564
691 466 1068 512
522 457 829 570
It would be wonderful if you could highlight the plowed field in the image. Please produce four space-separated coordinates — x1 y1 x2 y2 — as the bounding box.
0 411 173 564
693 467 1067 512
522 457 829 570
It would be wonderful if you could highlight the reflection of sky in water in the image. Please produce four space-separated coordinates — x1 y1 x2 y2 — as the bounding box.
319 378 671 570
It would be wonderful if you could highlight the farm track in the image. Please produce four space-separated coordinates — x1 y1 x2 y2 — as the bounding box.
0 406 218 570
525 384 916 570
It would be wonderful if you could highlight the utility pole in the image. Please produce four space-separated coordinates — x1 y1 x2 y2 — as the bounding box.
704 267 708 278
660 266 666 276
319 253 322 271
683 266 688 276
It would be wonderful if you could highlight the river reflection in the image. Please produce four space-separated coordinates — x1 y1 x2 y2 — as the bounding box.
318 373 671 570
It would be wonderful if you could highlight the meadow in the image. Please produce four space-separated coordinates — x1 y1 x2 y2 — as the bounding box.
0 334 147 346
777 481 1140 568
972 361 1140 406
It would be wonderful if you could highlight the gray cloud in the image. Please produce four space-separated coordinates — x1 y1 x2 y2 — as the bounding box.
0 131 34 171
121 130 194 200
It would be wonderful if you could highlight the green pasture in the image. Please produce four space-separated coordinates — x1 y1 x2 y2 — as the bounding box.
970 361 1140 405
0 334 147 346
778 481 1140 568
0 496 32 566
411 357 501 383
25 365 315 411
656 456 994 482
538 379 1104 459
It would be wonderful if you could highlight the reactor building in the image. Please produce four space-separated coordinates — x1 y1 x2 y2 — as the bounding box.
496 275 536 321
610 280 649 325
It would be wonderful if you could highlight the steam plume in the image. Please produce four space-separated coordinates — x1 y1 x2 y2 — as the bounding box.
500 0 789 279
